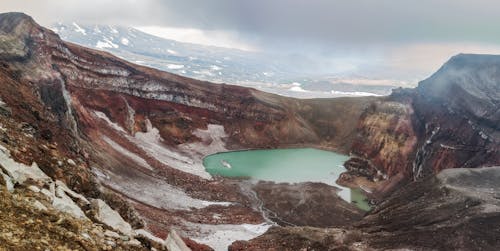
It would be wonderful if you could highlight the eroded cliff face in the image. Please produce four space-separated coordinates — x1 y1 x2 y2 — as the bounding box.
349 95 417 178
343 54 499 195
410 54 500 179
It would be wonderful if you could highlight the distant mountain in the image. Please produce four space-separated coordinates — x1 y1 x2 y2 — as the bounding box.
51 23 298 84
51 22 398 97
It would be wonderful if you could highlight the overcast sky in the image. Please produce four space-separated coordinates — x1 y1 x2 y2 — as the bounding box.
3 0 500 84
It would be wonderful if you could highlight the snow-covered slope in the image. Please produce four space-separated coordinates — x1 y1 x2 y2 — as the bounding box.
51 22 296 85
51 22 397 98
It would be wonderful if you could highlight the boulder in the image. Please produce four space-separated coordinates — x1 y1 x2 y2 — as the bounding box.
0 147 50 185
55 180 90 205
104 230 120 239
91 199 132 235
0 169 13 191
134 229 165 244
52 192 88 219
32 200 48 211
165 230 191 251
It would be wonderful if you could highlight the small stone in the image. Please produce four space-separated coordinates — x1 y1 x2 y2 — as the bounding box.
81 232 91 240
127 239 142 246
91 228 104 238
105 240 116 247
67 159 76 166
2 232 13 238
32 200 48 211
28 185 41 193
104 230 120 239
40 189 54 201
55 184 66 198
120 235 130 241
1 172 14 191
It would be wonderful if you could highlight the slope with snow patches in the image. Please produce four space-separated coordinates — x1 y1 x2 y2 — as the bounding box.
51 22 399 98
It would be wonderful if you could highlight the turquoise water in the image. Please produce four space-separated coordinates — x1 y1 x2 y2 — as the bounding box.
203 148 370 211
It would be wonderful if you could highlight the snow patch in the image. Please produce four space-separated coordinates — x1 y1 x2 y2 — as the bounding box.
210 65 222 71
289 82 308 92
180 124 227 157
96 38 119 49
102 136 153 171
93 111 227 180
167 64 185 70
178 124 228 178
130 119 212 179
330 90 382 96
94 111 126 133
120 38 130 46
201 201 233 207
167 49 178 55
109 25 119 34
289 86 308 92
72 22 86 35
93 25 102 33
100 165 230 210
193 70 215 77
188 223 272 251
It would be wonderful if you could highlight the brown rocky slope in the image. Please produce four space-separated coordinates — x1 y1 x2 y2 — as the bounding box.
231 166 500 250
0 12 374 249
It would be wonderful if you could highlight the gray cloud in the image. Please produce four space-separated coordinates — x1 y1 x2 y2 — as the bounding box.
2 0 500 82
3 0 500 46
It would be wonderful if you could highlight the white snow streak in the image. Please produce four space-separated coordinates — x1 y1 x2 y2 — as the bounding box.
102 136 152 171
72 22 86 35
188 223 272 251
166 64 185 70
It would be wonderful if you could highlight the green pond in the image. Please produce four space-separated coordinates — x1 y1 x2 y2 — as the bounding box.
203 148 370 211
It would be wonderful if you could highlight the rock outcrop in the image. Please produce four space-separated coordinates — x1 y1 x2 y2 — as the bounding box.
91 198 133 235
344 54 499 196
